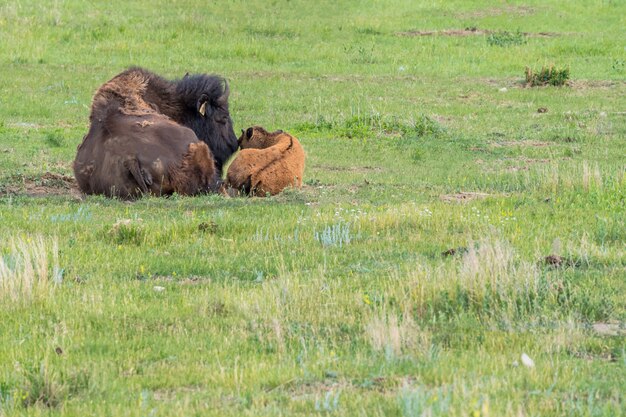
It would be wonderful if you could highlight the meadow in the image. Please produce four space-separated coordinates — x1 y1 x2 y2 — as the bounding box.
0 0 625 415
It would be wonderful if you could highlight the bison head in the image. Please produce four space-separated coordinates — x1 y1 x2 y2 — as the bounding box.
176 74 238 174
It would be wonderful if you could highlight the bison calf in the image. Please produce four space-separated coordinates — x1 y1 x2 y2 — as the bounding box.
226 126 305 197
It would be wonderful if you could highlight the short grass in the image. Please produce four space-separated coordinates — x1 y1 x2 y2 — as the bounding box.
0 1 624 416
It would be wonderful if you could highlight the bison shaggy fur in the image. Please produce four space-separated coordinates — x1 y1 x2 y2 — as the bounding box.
226 126 305 197
73 67 238 199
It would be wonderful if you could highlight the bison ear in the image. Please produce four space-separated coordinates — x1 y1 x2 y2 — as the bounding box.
197 93 209 117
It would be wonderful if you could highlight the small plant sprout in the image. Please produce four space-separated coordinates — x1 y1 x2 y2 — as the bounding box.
314 390 341 412
525 65 570 87
315 222 353 247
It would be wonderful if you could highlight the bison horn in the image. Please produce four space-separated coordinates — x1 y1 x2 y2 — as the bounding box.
217 80 230 106
199 102 207 117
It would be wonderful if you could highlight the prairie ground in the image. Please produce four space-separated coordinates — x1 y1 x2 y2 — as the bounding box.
0 1 624 416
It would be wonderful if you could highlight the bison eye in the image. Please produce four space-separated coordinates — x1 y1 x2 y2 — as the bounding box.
214 115 229 125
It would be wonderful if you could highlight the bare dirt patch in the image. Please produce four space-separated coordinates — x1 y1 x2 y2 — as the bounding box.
279 375 417 400
147 275 209 285
591 322 625 337
1 172 81 198
431 114 453 125
442 247 468 257
515 157 551 164
569 80 626 90
475 156 552 173
504 166 526 173
491 140 551 148
544 254 566 267
440 192 491 203
541 254 581 269
397 27 559 38
398 28 492 37
504 157 552 172
470 147 489 153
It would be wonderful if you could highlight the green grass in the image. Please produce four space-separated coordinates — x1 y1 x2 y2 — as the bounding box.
1 0 625 416
487 30 527 47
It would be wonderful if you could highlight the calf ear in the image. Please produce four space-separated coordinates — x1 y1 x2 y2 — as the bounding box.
246 127 254 138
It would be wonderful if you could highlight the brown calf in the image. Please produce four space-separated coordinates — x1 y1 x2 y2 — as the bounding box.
226 126 305 196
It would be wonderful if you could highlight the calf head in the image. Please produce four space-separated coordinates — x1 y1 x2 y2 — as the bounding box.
238 126 285 149
176 74 238 173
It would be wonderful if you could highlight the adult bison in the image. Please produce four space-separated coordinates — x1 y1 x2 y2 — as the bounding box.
73 67 238 199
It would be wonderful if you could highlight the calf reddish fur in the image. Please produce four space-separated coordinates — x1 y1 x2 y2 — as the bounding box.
227 126 305 196
74 68 226 199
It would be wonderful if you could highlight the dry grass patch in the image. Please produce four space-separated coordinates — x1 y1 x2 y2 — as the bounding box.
365 311 431 358
455 5 536 18
523 160 611 193
459 239 540 301
0 236 61 304
389 237 547 320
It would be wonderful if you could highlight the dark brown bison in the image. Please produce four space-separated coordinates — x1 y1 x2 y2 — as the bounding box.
73 67 238 199
226 126 305 196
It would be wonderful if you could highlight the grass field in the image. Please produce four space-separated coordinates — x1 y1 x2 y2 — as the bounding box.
1 1 625 415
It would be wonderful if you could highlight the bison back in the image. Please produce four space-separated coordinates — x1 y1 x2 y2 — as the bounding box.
74 113 215 198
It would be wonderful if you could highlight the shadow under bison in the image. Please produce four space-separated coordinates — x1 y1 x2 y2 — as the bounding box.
73 67 238 199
